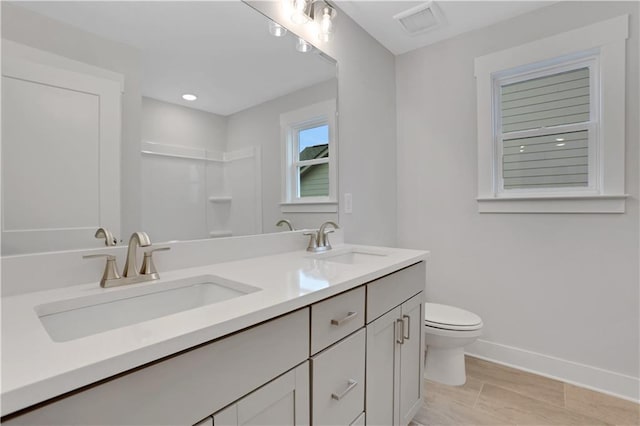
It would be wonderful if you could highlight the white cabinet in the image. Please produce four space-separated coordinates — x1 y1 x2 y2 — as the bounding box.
365 262 426 426
211 362 309 426
365 306 401 426
366 294 424 426
398 294 424 425
4 261 426 426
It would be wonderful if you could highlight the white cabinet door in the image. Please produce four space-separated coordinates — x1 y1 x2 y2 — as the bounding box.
365 292 424 426
1 55 121 254
365 306 401 426
213 362 309 426
399 294 424 426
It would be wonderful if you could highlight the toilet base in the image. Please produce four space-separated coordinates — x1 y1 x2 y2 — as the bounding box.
424 346 466 386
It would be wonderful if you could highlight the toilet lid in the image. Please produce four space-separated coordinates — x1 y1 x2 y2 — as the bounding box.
424 303 482 330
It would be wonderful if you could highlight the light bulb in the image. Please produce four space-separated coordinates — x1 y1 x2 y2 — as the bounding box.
291 0 310 24
182 94 197 101
296 37 312 53
319 7 333 42
269 21 287 37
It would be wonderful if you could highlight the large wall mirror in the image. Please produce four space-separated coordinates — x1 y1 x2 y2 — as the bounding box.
1 1 338 255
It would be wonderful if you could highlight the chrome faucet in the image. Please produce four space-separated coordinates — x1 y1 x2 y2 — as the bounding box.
276 219 295 231
84 231 170 288
305 221 339 252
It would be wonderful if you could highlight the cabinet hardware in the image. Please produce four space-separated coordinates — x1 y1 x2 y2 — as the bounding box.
331 379 358 401
403 314 410 340
330 311 357 326
396 318 405 344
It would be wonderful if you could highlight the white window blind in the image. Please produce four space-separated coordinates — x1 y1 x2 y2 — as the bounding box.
498 65 594 191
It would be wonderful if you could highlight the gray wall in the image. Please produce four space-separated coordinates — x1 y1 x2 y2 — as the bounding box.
247 1 398 246
226 79 338 233
142 97 227 152
396 1 639 395
1 2 143 241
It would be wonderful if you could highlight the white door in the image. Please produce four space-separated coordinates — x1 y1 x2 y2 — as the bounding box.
1 54 121 254
365 306 401 426
213 362 309 426
399 294 424 426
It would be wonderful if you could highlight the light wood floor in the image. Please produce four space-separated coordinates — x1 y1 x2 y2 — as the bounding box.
410 356 640 426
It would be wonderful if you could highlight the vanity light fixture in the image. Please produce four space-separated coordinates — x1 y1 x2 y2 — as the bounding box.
318 5 336 41
296 37 313 53
182 94 197 101
269 21 288 37
289 0 311 24
282 0 337 42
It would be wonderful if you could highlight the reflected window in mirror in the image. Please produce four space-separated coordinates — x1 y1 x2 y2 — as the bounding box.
281 100 337 211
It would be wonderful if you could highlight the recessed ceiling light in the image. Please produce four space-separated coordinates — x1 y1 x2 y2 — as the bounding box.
182 94 197 101
269 21 288 37
295 37 312 53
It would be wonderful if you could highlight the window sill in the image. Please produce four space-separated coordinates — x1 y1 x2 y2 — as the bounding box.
477 195 628 213
280 201 338 213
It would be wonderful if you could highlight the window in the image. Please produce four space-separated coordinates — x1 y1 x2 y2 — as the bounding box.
280 100 337 212
496 58 597 194
475 15 628 213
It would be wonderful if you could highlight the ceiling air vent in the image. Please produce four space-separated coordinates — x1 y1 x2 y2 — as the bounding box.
394 1 444 36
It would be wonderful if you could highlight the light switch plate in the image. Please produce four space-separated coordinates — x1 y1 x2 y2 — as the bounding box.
344 193 353 214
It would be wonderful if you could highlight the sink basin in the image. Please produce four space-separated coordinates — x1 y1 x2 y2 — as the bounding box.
35 275 260 342
312 248 388 265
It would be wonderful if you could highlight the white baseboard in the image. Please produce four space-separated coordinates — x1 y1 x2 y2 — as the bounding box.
466 339 640 403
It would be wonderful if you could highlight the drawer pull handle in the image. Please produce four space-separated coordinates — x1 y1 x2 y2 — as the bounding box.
331 311 357 326
396 318 405 344
403 314 411 340
331 379 358 401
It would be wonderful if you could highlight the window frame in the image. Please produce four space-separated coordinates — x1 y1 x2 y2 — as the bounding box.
280 100 337 213
474 14 629 213
493 54 600 197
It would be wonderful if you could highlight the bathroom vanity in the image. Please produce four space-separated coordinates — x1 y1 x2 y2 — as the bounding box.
1 239 428 425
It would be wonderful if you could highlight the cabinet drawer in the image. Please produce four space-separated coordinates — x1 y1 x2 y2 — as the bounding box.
367 262 425 323
311 329 365 426
311 286 365 354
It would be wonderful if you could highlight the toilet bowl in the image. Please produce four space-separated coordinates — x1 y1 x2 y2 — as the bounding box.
424 303 483 386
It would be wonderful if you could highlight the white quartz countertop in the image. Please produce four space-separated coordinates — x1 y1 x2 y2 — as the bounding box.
1 244 428 416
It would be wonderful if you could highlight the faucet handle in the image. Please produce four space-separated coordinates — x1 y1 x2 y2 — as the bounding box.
83 254 121 287
276 219 295 231
303 231 319 252
140 246 170 276
94 227 117 246
319 229 335 250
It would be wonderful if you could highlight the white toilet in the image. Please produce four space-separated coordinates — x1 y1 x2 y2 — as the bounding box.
424 303 483 386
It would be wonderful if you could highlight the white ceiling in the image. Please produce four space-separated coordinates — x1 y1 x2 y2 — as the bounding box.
13 1 555 114
15 2 337 116
336 1 555 55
